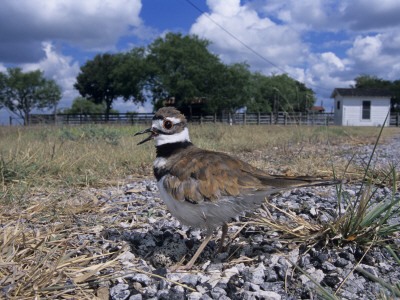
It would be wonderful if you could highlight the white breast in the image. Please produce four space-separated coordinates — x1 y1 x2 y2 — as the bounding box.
157 176 208 229
157 176 258 230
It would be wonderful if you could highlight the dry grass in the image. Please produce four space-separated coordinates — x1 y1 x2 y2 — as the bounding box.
0 190 129 299
0 124 399 298
1 124 398 198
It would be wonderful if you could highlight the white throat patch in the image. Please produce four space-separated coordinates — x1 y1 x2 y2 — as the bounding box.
153 157 167 168
154 127 190 146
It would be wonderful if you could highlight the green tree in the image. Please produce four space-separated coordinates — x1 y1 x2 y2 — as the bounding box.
247 73 315 113
75 52 147 121
391 80 400 112
0 72 6 109
247 72 273 113
205 62 252 114
112 47 147 103
0 68 61 125
353 74 399 111
60 97 119 114
146 33 225 115
353 74 392 89
74 53 119 121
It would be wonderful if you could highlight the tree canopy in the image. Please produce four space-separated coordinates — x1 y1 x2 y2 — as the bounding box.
146 33 224 115
73 33 317 116
0 68 61 125
59 97 119 115
353 74 400 111
74 51 148 121
247 73 315 113
74 53 120 121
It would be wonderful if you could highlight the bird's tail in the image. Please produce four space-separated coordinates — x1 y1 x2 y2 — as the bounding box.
258 174 341 189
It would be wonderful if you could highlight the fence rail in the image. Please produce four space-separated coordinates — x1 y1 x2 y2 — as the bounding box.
21 112 400 127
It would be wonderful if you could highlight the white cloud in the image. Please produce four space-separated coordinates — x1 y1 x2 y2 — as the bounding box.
22 42 80 110
345 32 400 79
261 0 400 33
190 0 307 71
347 35 383 62
0 0 143 62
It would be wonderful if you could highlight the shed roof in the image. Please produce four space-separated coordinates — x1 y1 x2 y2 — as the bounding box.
330 88 392 98
311 106 325 112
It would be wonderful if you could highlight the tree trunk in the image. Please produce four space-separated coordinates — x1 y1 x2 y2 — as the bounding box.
105 99 112 123
24 113 29 126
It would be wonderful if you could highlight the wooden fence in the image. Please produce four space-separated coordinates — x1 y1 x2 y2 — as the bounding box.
24 111 400 126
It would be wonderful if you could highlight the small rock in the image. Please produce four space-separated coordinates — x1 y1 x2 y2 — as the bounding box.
181 274 199 286
299 268 324 284
265 269 278 282
322 275 340 288
129 294 142 300
243 263 265 285
334 257 349 268
187 292 202 300
223 266 239 279
322 261 336 272
143 285 157 298
258 291 281 300
211 286 227 299
170 285 185 300
156 289 169 300
131 273 152 286
110 283 130 300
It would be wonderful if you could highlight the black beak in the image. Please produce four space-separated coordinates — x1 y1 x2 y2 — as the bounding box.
134 128 158 145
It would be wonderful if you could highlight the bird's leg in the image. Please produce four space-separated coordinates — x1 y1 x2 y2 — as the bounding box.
217 223 228 253
169 229 213 271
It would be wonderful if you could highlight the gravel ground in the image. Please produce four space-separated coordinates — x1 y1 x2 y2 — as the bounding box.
94 133 400 300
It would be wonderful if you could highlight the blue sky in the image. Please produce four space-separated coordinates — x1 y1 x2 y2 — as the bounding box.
1 0 400 124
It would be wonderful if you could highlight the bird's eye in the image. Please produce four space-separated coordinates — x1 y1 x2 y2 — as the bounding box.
163 120 173 130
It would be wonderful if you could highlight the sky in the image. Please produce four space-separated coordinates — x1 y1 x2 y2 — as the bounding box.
1 0 400 124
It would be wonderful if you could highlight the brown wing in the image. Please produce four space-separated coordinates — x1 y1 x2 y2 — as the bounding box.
162 147 339 204
162 148 262 203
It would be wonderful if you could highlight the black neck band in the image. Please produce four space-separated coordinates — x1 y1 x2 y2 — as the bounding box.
155 141 193 158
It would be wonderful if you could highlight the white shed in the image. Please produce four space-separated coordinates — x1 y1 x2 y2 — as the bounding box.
331 88 391 126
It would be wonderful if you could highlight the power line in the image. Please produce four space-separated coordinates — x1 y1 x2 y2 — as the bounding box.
184 0 332 93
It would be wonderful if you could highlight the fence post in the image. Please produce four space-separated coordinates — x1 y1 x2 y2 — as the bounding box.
284 113 287 125
270 112 273 124
243 112 246 125
200 115 203 125
214 113 217 124
9 116 12 126
257 112 260 125
397 112 399 127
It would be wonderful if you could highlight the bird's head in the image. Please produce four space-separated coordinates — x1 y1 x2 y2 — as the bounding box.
135 107 190 146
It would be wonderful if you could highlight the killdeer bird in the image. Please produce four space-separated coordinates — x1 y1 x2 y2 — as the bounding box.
135 107 339 270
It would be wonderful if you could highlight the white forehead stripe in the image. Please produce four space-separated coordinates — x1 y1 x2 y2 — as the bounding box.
154 127 190 146
152 117 182 128
167 117 182 124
